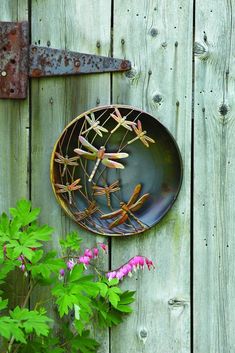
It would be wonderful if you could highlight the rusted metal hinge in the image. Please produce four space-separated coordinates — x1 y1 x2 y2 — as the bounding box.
0 21 131 99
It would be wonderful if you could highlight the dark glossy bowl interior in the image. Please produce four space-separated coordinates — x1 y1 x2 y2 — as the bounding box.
51 105 183 236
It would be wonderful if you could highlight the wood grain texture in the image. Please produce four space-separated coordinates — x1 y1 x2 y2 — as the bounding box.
31 1 111 350
111 1 192 352
0 0 29 309
194 1 235 352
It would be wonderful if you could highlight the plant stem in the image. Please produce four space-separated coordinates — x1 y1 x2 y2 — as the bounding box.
6 279 36 353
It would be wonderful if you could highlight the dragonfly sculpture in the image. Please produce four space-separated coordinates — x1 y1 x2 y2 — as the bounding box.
74 201 98 221
74 136 129 182
82 113 108 137
92 180 120 208
128 120 155 147
100 184 149 229
54 152 80 177
55 179 82 204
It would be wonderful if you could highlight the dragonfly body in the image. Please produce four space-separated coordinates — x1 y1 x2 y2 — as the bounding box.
93 180 120 207
74 201 98 221
74 136 128 182
55 179 82 204
100 184 149 229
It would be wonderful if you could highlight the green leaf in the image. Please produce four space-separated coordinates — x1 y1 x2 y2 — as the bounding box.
107 287 121 308
0 298 8 311
0 316 26 343
107 278 119 287
10 306 52 337
0 259 16 284
60 231 82 251
0 213 10 238
69 264 84 282
10 199 40 226
28 224 54 242
97 282 108 297
70 330 99 353
30 251 65 280
118 290 136 305
55 293 78 317
116 304 133 313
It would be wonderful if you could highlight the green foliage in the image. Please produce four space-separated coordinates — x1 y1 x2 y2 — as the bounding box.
0 199 136 353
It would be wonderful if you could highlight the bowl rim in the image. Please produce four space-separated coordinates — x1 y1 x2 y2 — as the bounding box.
50 104 184 237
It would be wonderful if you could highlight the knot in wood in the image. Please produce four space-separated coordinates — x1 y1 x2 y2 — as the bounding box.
168 297 188 307
219 103 228 116
150 28 158 37
194 42 208 60
139 329 148 338
153 94 162 103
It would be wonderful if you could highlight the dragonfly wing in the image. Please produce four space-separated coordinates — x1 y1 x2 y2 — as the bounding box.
102 159 125 169
127 184 142 207
103 152 128 160
137 120 143 132
129 193 150 212
98 126 108 132
140 137 150 147
55 183 65 188
110 180 119 187
100 208 123 219
74 148 96 160
79 136 98 153
109 212 128 229
85 114 93 125
145 136 155 143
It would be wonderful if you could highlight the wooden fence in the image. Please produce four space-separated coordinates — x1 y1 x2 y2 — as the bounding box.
1 0 234 352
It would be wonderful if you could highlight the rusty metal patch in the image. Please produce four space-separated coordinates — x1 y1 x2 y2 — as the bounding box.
29 46 131 77
0 21 131 99
0 21 29 99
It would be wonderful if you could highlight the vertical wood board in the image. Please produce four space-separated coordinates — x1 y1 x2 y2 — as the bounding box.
111 1 192 352
31 0 111 351
194 1 235 352
0 0 29 310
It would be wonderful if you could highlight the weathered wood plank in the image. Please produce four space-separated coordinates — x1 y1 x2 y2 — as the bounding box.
194 2 235 352
30 1 111 351
111 1 192 352
0 0 29 309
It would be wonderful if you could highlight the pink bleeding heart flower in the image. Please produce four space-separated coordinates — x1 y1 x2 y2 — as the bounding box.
20 264 25 272
78 256 91 266
116 269 125 280
67 260 75 271
17 255 25 262
93 247 99 258
84 248 93 259
145 258 155 270
106 271 117 281
129 256 145 269
106 255 155 281
121 264 132 276
59 269 65 277
98 243 108 253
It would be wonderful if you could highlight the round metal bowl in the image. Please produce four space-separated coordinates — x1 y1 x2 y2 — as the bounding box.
50 104 183 236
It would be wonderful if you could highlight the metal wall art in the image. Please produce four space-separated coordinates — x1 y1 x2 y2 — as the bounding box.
50 105 183 236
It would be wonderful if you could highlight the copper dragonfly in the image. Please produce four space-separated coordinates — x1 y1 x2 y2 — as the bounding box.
55 179 82 204
74 136 128 182
100 184 149 229
54 152 79 177
92 180 120 208
74 201 98 221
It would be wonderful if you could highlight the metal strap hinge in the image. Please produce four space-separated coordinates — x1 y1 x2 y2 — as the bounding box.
0 21 131 99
